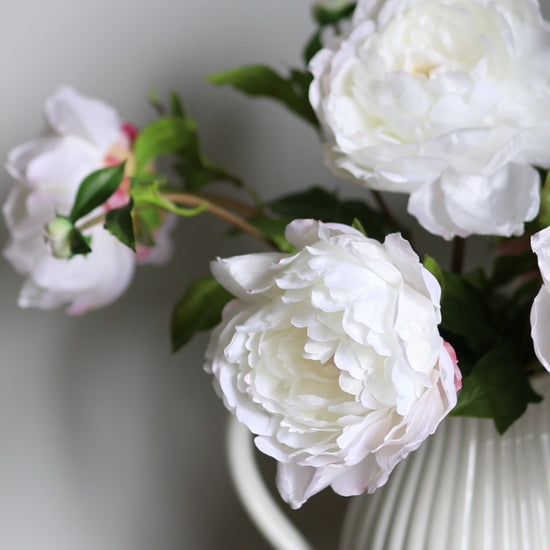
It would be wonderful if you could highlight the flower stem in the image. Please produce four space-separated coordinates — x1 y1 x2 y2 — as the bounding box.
77 213 106 232
77 192 268 245
451 237 465 274
197 192 261 217
162 191 268 243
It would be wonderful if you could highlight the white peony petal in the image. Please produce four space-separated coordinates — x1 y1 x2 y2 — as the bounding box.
276 462 342 509
530 288 550 372
210 253 286 302
45 86 122 154
205 221 457 507
310 0 550 238
408 164 540 239
531 226 550 284
25 136 101 197
6 138 61 182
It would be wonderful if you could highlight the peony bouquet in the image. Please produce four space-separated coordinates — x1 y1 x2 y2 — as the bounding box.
4 0 550 515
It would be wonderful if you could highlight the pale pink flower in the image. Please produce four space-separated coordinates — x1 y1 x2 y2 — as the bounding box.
3 86 173 314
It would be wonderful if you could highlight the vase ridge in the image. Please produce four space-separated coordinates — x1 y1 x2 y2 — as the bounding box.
339 375 550 550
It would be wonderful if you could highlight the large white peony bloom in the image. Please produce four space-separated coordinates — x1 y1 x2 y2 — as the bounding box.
205 219 460 508
3 86 172 314
530 226 550 371
309 0 550 239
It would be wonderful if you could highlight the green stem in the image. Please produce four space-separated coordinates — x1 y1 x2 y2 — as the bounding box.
161 191 268 243
77 191 268 245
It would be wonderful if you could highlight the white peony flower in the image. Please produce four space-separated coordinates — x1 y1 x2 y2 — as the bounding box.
3 86 172 314
309 0 550 239
205 219 459 508
530 226 550 371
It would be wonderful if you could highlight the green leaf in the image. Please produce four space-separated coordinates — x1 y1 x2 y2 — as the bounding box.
170 92 186 118
451 341 542 433
176 154 241 192
303 29 323 64
423 255 444 290
134 117 196 174
133 205 164 248
268 186 394 242
69 164 125 223
207 65 319 128
247 216 296 253
312 1 356 26
538 171 550 228
139 95 242 192
104 199 136 252
439 271 497 353
489 250 538 289
149 88 166 116
137 205 162 232
171 277 234 351
69 227 92 257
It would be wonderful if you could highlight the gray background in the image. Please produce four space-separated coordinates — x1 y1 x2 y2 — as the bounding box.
0 1 548 549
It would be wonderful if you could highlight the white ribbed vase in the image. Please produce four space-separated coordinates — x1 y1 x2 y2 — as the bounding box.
339 374 550 550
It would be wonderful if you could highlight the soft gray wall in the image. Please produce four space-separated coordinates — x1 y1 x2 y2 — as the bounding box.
0 1 549 549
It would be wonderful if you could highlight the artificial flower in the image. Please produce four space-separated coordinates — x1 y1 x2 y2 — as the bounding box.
205 219 460 508
309 0 550 239
3 86 172 314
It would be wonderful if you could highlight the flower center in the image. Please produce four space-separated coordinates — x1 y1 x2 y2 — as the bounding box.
374 0 506 78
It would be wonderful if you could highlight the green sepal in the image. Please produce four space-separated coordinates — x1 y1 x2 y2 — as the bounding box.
207 65 319 129
423 255 444 290
133 117 196 174
69 163 125 223
451 341 542 434
104 198 136 252
69 227 92 257
171 276 234 352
